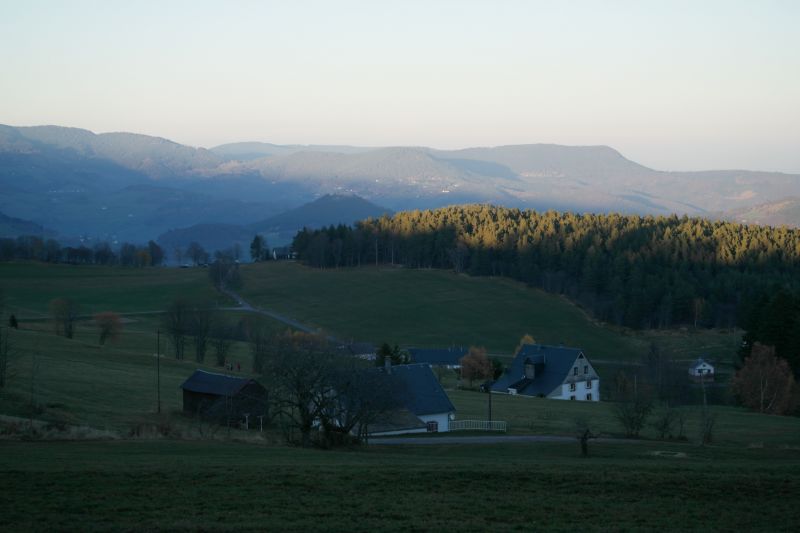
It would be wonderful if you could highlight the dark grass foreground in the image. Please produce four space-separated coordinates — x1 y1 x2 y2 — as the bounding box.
2 440 799 531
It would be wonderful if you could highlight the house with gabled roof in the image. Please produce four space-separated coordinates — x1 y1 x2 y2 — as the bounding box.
407 346 468 369
688 358 714 382
368 363 457 435
491 344 600 401
180 369 268 422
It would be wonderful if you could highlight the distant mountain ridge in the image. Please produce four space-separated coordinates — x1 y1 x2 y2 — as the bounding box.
3 123 800 242
250 194 393 234
156 194 392 253
0 211 52 238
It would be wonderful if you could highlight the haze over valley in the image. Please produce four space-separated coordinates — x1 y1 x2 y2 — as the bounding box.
2 123 800 247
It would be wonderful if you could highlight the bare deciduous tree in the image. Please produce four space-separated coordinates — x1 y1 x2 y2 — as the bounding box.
163 299 190 360
732 342 798 415
49 298 80 339
211 320 235 367
0 326 13 389
94 311 122 345
190 307 213 363
613 383 654 438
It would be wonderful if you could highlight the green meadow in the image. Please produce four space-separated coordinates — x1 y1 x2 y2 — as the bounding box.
1 261 798 531
239 262 741 367
0 261 229 317
1 440 798 532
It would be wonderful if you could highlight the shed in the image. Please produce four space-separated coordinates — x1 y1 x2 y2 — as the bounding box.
180 370 268 423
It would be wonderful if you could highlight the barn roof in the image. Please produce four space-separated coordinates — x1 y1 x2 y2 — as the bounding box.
389 363 456 416
180 370 256 396
407 346 467 366
491 344 586 397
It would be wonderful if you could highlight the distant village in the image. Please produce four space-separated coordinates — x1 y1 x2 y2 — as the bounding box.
180 340 716 438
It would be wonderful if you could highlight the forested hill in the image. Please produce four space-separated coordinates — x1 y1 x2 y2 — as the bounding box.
292 205 800 331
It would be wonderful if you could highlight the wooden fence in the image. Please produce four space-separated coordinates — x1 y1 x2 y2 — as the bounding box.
449 420 507 432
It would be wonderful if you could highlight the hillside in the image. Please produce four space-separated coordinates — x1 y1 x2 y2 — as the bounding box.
250 194 393 235
724 196 800 228
0 211 51 238
237 261 740 366
157 223 257 256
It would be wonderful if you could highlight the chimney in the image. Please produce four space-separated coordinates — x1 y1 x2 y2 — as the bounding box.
384 357 392 374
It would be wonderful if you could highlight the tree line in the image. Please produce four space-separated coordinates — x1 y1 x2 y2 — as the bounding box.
0 235 167 267
292 205 800 331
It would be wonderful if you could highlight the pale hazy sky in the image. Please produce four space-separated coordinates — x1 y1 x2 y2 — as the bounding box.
1 0 798 172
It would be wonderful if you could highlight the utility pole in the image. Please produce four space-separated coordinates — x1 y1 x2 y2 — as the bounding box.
156 329 161 414
488 389 493 422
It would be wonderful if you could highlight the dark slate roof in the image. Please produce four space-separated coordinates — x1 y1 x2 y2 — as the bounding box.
491 344 585 397
180 370 256 396
367 408 428 434
408 346 468 366
389 363 456 416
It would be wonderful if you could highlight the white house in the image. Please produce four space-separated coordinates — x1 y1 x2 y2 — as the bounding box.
688 358 715 382
491 344 600 401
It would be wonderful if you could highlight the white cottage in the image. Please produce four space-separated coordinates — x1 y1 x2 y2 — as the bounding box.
491 344 600 401
688 358 715 382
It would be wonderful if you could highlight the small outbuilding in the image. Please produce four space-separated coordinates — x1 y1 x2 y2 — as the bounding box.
180 370 268 424
688 358 715 382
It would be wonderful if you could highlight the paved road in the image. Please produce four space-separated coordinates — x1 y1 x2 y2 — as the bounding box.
369 435 640 445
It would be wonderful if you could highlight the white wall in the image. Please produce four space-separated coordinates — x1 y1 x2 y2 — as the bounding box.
367 412 452 436
417 412 452 432
552 379 600 401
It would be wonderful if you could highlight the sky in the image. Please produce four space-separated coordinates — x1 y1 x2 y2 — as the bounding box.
1 0 798 172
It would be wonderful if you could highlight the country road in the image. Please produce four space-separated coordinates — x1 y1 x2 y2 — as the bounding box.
220 287 338 340
369 435 643 445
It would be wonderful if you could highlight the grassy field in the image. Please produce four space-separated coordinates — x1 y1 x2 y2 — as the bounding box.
239 262 741 365
0 261 230 317
0 309 288 431
1 439 798 531
448 389 800 447
1 261 799 530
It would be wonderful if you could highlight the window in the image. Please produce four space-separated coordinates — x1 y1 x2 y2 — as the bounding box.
584 365 588 374
426 421 439 433
570 395 576 401
586 379 592 389
573 367 578 376
586 393 592 401
569 382 576 391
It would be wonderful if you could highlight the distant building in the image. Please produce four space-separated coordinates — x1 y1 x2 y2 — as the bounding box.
272 247 296 260
368 363 457 436
407 346 468 369
688 358 715 382
491 344 600 401
340 342 377 361
180 370 268 423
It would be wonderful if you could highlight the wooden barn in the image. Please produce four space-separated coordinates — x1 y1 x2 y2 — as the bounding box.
180 370 268 424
